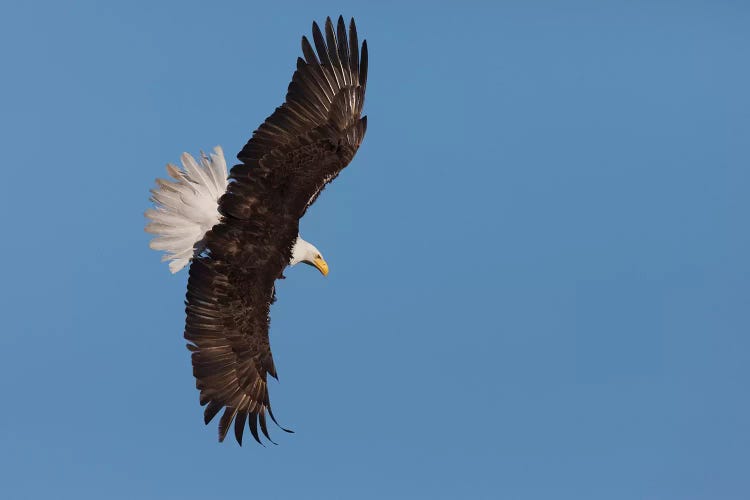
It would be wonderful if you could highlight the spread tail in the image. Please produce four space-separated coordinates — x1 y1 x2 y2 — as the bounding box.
145 146 228 273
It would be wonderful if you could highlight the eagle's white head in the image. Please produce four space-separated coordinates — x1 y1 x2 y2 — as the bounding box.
290 236 329 276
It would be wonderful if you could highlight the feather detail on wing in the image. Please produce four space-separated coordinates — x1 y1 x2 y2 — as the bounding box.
224 16 368 221
236 16 367 165
145 147 228 273
185 255 292 445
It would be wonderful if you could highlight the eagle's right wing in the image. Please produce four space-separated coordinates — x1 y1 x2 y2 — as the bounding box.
184 251 289 445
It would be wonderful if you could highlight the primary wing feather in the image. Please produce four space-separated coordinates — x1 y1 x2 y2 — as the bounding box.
225 15 368 220
184 16 368 444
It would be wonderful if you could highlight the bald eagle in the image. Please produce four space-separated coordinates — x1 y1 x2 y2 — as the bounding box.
145 16 367 445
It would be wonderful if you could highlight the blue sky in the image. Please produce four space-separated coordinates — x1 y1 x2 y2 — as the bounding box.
1 1 748 498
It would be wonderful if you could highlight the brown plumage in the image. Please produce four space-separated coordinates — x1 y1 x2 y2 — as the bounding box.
183 16 368 445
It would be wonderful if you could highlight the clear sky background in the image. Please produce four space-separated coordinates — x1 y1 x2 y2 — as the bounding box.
1 1 748 498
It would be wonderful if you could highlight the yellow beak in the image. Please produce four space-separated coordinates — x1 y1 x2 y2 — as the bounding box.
313 255 329 276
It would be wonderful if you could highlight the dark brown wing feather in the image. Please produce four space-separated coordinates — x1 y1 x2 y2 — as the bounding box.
224 15 368 221
184 16 367 445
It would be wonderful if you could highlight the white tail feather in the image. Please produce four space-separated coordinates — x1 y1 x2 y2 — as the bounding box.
145 146 228 273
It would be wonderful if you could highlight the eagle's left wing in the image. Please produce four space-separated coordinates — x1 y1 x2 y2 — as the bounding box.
221 16 368 223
